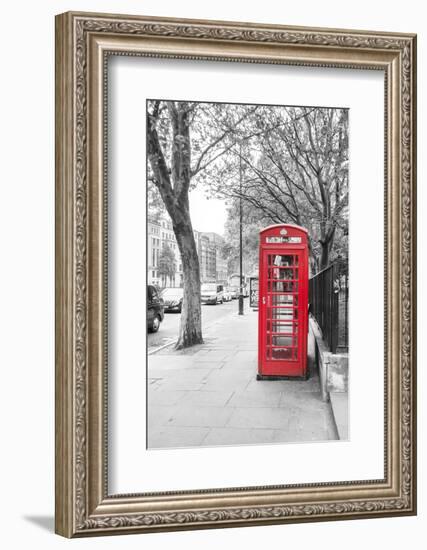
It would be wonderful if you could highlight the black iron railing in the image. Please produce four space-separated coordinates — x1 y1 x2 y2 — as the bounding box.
309 259 349 354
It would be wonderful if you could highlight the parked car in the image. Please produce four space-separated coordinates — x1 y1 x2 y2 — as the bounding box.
201 283 224 305
229 285 239 299
161 287 184 313
223 287 233 302
147 285 164 332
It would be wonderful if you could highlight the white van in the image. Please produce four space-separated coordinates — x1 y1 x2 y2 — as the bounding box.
201 283 224 305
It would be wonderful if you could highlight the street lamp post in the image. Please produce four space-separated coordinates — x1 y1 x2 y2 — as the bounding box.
238 143 244 316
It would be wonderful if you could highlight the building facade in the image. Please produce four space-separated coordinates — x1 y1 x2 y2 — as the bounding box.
147 214 183 288
147 217 161 287
148 211 228 288
193 230 228 283
215 249 228 284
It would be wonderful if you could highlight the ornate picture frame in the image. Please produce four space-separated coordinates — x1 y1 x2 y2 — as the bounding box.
55 11 416 537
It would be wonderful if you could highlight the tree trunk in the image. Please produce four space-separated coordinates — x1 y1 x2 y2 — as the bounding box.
319 227 335 270
174 221 203 349
320 241 330 270
147 101 204 349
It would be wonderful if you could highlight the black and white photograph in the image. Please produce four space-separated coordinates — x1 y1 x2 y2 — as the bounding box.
146 99 349 449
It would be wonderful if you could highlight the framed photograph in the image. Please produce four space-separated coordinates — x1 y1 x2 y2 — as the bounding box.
55 11 417 537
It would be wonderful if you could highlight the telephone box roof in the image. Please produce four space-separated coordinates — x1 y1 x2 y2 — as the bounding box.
259 223 308 235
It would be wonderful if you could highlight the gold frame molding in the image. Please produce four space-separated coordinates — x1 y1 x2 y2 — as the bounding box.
55 11 417 537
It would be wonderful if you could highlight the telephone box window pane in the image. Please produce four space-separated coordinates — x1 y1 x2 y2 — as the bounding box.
272 295 298 306
271 312 294 326
271 322 298 334
268 255 295 267
272 294 285 305
269 281 299 292
271 348 294 360
268 321 296 333
272 335 293 347
268 267 297 280
271 306 297 318
284 281 298 292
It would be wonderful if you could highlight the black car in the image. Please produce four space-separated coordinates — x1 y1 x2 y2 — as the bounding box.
161 287 184 313
147 285 164 332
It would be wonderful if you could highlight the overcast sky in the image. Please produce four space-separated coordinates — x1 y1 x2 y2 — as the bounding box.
188 183 227 235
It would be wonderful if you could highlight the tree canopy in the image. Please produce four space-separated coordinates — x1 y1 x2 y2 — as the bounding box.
203 105 349 271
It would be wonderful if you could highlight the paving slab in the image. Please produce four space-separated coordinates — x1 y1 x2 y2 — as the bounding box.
149 367 214 382
148 356 201 369
278 391 326 409
227 390 282 408
201 375 252 393
185 360 226 370
156 380 206 392
179 390 235 407
148 390 187 406
168 405 234 428
244 379 293 393
193 350 233 362
272 428 334 443
230 350 259 365
148 426 210 448
204 367 254 383
226 406 294 430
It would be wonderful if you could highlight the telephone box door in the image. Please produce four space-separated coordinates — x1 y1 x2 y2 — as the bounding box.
258 226 309 379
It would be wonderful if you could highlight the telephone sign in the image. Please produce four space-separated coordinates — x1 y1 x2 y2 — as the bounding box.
257 224 309 379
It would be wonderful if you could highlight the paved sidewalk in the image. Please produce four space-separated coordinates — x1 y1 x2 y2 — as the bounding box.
147 305 338 449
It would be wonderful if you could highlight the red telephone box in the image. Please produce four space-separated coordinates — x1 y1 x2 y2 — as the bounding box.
257 224 309 380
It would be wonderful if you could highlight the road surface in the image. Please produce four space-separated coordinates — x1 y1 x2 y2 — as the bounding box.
148 299 249 352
